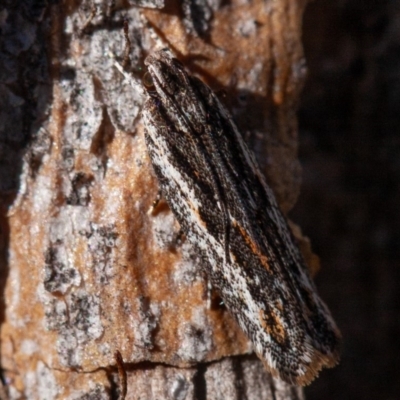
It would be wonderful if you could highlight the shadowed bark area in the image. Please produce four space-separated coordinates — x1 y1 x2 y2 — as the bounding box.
1 0 312 398
293 1 400 400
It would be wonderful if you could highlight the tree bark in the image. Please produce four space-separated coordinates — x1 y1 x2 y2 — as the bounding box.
0 0 309 398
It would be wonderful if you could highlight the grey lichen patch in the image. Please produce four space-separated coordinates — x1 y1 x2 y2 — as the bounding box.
181 0 222 38
44 298 68 331
177 310 213 362
173 241 203 286
62 146 75 172
44 245 81 294
61 71 104 151
122 296 160 351
55 290 104 367
86 223 118 285
24 361 61 400
69 9 145 133
130 366 198 400
57 327 81 367
138 297 160 350
204 357 303 400
203 358 238 400
151 211 181 250
43 285 104 367
43 218 115 364
66 172 94 206
69 290 103 340
129 0 165 8
27 127 52 174
68 384 109 400
169 374 190 400
105 76 143 133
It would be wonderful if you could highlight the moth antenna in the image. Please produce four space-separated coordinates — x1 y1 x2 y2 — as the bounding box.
122 18 132 69
108 51 145 96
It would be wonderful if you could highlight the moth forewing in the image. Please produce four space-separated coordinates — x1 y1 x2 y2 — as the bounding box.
142 49 341 386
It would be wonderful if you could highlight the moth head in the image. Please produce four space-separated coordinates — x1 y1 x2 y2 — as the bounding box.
144 50 187 97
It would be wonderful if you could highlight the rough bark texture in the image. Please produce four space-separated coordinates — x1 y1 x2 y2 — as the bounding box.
1 0 310 398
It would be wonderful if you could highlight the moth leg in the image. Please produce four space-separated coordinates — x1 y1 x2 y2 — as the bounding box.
148 189 163 214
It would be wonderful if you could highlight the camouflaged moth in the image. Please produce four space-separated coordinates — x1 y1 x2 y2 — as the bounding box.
142 49 341 386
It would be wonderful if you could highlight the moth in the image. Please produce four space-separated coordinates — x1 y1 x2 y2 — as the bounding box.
142 49 341 386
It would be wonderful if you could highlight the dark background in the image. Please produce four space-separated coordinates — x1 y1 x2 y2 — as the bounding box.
291 1 400 399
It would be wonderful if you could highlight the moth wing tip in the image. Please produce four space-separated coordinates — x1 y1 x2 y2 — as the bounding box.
258 348 341 386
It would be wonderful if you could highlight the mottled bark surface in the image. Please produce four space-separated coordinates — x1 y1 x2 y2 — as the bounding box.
1 1 310 398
